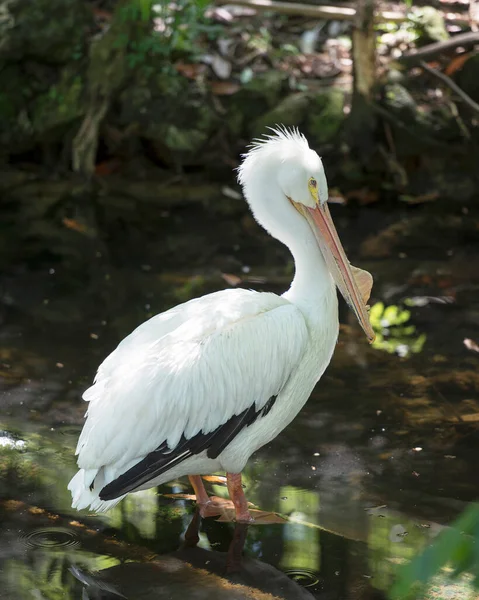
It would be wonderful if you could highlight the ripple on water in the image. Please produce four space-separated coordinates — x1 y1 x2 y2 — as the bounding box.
21 527 80 549
284 568 320 587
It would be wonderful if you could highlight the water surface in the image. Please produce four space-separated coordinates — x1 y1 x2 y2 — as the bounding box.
1 196 479 599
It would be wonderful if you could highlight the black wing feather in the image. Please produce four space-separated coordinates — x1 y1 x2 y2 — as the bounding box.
99 395 277 501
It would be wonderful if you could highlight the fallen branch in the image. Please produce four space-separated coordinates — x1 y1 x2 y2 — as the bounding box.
399 31 479 66
420 60 479 113
216 0 468 25
216 0 403 21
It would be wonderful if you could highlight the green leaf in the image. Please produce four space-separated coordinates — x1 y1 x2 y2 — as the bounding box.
369 301 384 322
390 504 479 599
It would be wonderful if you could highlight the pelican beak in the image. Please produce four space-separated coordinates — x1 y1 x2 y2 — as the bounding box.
303 202 375 343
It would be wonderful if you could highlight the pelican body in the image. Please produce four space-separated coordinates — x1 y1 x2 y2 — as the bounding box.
69 128 374 521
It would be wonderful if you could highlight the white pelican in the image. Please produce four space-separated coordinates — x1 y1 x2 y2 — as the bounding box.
69 127 374 522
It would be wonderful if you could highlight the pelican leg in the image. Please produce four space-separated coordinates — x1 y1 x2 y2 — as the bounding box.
188 475 210 504
188 475 232 518
183 508 201 548
226 522 249 573
226 472 253 522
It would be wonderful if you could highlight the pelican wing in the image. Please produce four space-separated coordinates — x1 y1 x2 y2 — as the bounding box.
75 289 308 486
99 395 277 499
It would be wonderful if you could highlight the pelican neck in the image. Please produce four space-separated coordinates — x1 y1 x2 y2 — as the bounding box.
282 230 335 307
243 175 336 308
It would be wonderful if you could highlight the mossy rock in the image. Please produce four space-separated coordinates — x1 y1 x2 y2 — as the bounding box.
409 7 448 46
0 67 28 120
383 83 417 115
251 93 310 137
0 0 90 155
144 102 218 154
0 0 92 64
383 82 466 149
242 71 286 108
118 78 219 156
0 66 44 152
160 125 208 153
224 71 287 137
0 66 85 156
118 72 190 124
31 68 85 138
225 91 267 138
307 87 346 145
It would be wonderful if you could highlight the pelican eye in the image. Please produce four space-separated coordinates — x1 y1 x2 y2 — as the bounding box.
308 177 320 204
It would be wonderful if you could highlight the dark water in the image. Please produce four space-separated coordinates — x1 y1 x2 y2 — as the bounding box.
1 196 479 599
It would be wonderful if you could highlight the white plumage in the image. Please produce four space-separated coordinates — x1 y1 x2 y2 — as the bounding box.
69 127 374 520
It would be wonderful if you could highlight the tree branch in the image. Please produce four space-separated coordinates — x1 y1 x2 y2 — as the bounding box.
215 0 468 25
419 60 479 113
399 31 479 66
215 0 402 21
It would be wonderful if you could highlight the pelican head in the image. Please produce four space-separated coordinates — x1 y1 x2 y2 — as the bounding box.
238 126 374 342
